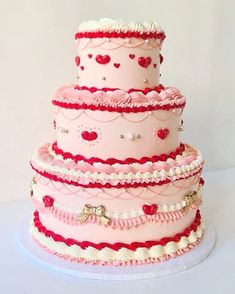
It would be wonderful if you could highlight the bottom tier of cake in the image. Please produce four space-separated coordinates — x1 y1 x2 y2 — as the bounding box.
30 210 204 266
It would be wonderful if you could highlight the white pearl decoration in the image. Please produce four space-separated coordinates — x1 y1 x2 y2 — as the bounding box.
120 133 141 140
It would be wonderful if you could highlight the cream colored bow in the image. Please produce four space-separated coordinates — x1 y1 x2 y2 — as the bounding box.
77 204 110 225
183 190 201 213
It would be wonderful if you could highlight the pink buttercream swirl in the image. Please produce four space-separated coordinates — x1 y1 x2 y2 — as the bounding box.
52 85 186 112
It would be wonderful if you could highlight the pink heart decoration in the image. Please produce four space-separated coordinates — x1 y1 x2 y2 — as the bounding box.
75 56 80 66
81 131 98 141
142 204 158 215
138 56 152 68
129 54 135 59
88 54 93 59
114 63 120 68
157 128 169 140
95 54 111 64
43 195 54 208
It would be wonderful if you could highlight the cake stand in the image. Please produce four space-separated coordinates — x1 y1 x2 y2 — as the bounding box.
18 220 216 280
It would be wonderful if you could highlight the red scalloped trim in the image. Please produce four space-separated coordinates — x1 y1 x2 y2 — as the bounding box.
75 31 166 41
74 85 165 94
30 163 202 189
33 210 201 251
51 142 185 165
52 100 185 113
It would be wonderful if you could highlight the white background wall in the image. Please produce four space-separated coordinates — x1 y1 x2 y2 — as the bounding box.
0 0 234 202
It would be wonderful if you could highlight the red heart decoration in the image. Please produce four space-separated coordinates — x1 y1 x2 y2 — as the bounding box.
159 54 164 64
75 56 80 66
43 195 54 208
138 56 152 68
88 54 92 59
153 63 157 68
80 66 84 71
142 204 158 215
81 131 98 141
114 63 120 68
157 128 169 140
129 54 135 59
95 54 111 64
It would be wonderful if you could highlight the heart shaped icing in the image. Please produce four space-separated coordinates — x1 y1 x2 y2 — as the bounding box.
81 131 98 141
43 195 54 208
157 128 169 140
95 54 111 64
138 56 152 68
80 66 84 71
75 56 80 66
114 63 120 68
160 54 164 64
88 54 92 59
142 204 158 215
129 54 135 59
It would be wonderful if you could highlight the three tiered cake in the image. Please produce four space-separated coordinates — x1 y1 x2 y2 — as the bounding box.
29 19 205 266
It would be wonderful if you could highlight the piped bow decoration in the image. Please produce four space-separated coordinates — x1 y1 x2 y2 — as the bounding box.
77 204 110 225
183 190 202 213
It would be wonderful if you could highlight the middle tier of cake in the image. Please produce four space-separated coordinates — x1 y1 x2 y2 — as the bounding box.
52 85 186 159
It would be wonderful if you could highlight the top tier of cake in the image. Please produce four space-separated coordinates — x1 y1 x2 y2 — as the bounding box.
75 19 165 90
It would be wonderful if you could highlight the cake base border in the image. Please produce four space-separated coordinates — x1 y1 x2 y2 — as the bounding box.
18 221 216 280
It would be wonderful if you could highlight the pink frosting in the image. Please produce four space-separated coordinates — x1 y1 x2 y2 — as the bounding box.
52 85 186 109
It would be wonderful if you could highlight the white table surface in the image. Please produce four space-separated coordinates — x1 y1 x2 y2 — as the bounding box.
0 168 234 294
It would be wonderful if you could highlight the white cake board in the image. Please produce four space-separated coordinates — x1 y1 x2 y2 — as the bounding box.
18 221 216 280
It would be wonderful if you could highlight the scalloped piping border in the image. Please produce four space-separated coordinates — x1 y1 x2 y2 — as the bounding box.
33 237 202 266
31 162 203 189
51 142 185 165
52 85 186 113
30 210 204 264
31 143 203 186
75 31 166 41
32 210 201 250
52 100 185 113
35 174 202 200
